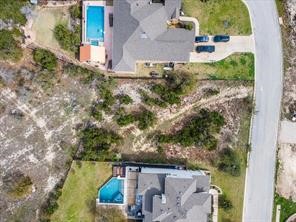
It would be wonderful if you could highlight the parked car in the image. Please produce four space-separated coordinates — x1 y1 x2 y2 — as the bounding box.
195 45 215 53
195 35 209 43
149 71 160 77
163 62 174 71
213 35 230 42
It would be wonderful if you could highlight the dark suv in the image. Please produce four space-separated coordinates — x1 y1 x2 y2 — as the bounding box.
196 45 215 53
213 35 230 42
195 35 209 43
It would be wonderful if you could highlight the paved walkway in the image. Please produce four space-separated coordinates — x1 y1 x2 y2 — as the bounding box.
209 189 219 222
189 35 254 63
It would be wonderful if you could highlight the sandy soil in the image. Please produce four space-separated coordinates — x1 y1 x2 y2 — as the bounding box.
0 64 95 222
277 144 296 200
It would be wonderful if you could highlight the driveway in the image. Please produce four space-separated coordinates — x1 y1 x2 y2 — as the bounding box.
242 0 283 222
189 35 254 62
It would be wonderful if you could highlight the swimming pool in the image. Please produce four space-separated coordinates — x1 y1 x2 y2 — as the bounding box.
98 177 124 204
86 6 104 44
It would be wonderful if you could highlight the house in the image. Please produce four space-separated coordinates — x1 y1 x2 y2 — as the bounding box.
97 164 212 222
111 0 195 73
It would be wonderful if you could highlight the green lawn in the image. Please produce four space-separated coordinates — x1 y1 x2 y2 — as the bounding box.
182 0 252 35
180 53 255 80
274 193 296 222
51 161 112 222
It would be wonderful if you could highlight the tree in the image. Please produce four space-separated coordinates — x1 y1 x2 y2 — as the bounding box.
218 194 233 210
80 127 122 160
217 148 241 176
136 108 156 130
158 109 224 150
33 48 57 71
117 94 133 105
0 30 23 61
69 4 82 19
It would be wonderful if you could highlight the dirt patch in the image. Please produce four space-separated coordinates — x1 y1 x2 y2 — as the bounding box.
277 144 296 200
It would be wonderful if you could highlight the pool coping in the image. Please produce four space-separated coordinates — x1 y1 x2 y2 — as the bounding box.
96 176 126 206
82 1 106 45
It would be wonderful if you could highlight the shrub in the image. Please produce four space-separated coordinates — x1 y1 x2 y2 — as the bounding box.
2 171 32 198
54 24 81 53
90 103 103 121
136 108 156 130
0 29 23 61
217 148 241 176
158 109 224 150
0 0 27 25
98 89 115 112
80 127 122 160
116 113 135 126
146 71 196 107
117 94 133 105
69 4 81 19
33 48 57 71
63 64 104 83
218 194 233 210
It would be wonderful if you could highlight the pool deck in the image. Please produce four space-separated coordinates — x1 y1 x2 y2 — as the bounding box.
82 1 113 69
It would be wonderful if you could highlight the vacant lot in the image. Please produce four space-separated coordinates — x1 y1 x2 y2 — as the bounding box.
182 0 252 35
51 161 111 222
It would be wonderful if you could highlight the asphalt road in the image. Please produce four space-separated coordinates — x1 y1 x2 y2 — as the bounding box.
243 0 283 222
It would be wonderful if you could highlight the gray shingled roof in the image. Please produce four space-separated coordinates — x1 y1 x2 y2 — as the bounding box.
137 170 211 222
112 0 194 73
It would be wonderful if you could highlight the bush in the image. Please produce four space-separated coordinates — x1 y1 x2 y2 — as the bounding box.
158 109 224 150
90 103 103 121
117 94 133 105
116 113 135 126
2 171 32 198
146 71 196 107
136 108 156 130
80 127 122 160
63 64 104 83
217 148 241 176
0 0 27 25
218 194 233 210
98 89 115 112
69 4 81 19
54 24 81 53
0 29 23 61
33 48 57 71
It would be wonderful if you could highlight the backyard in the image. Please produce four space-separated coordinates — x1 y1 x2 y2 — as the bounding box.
51 161 112 222
182 0 252 35
31 7 74 57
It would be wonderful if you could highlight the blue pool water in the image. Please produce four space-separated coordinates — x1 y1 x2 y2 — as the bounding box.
86 6 104 44
99 177 124 204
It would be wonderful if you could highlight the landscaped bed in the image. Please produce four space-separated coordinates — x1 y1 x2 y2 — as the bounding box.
51 161 111 222
182 0 252 35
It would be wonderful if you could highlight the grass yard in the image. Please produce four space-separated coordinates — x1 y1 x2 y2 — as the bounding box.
182 0 252 35
274 193 296 222
51 161 112 222
32 7 73 56
180 53 255 80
